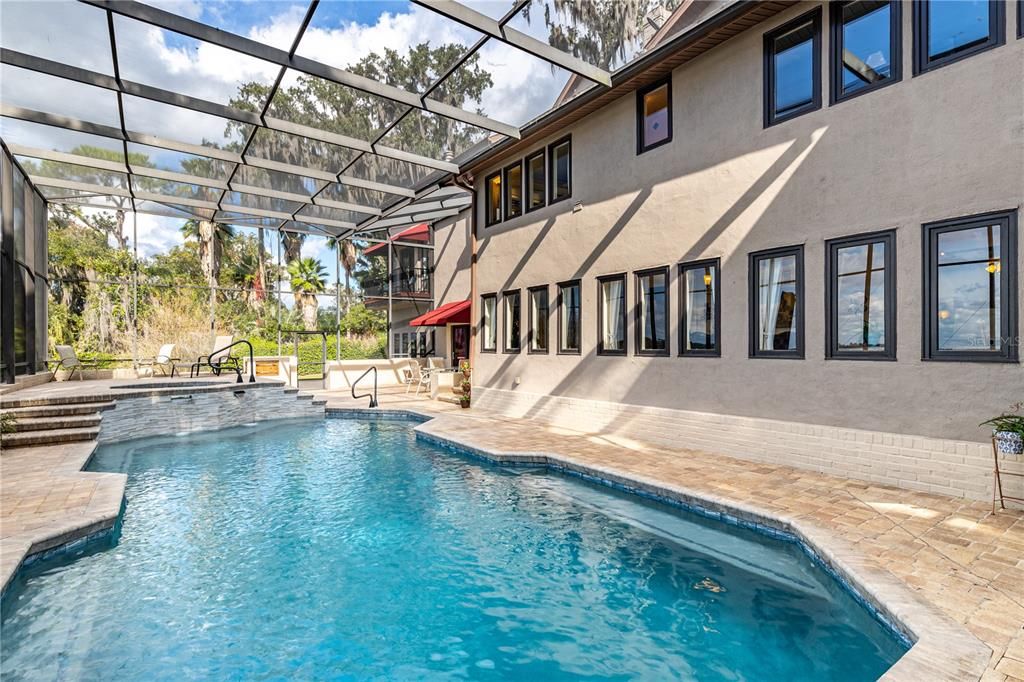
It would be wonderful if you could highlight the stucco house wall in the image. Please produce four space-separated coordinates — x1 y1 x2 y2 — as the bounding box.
465 0 1023 443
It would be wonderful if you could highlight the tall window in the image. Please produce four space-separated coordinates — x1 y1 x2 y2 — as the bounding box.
484 172 501 227
635 267 669 355
923 211 1018 362
826 231 896 360
528 285 549 353
637 79 672 153
914 0 1004 74
481 294 496 352
503 289 521 353
749 246 804 358
680 259 720 356
763 8 822 127
503 161 522 220
830 1 901 103
558 280 581 354
598 274 627 355
526 150 545 212
548 136 571 203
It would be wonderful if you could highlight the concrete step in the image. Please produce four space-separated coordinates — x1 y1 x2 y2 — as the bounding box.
0 393 117 409
295 393 315 401
1 426 101 448
437 395 464 406
7 414 103 432
1 401 116 418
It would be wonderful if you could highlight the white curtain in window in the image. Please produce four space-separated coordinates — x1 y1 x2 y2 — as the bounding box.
483 298 495 349
759 258 785 350
603 279 624 350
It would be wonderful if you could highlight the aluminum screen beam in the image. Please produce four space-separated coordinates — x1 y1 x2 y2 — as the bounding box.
411 0 612 87
81 0 521 139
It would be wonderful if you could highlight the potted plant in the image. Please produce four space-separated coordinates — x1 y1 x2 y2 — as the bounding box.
459 359 471 379
459 389 471 409
980 402 1024 456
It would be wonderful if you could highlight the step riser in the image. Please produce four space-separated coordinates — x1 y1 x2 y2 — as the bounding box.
0 395 116 409
2 403 114 417
11 417 103 432
1 429 100 448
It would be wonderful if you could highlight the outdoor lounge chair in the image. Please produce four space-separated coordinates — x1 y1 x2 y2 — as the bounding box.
136 344 179 377
47 345 100 381
188 335 241 378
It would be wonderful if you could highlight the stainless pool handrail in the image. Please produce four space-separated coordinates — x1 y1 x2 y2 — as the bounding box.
352 366 378 408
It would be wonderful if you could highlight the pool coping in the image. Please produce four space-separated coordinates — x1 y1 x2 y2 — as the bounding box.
4 406 994 680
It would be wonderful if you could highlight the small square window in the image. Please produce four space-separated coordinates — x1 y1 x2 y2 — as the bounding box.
749 245 804 358
480 294 497 352
826 230 896 360
503 289 521 353
557 280 581 355
528 285 549 353
923 210 1018 362
637 80 672 153
547 136 571 204
913 0 1004 74
503 161 523 220
764 8 822 127
830 1 902 104
526 150 546 212
635 267 669 355
484 172 501 227
680 258 721 356
598 274 627 356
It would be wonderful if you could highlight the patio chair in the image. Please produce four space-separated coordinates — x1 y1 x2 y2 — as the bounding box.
136 344 179 377
188 335 241 378
47 345 100 381
401 359 419 393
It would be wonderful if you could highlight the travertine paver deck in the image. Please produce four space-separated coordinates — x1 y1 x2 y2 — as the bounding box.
2 383 1021 680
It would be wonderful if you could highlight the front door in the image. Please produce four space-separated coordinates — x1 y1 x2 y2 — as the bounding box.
450 324 470 368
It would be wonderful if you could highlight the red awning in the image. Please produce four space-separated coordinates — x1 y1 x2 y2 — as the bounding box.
409 299 471 327
363 223 429 256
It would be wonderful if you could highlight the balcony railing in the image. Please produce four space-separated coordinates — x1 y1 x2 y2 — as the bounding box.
361 268 432 299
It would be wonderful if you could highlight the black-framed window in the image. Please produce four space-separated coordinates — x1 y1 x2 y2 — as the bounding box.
826 230 896 360
503 161 523 220
635 267 669 355
636 79 672 154
484 172 501 226
763 8 822 127
913 0 1004 74
830 1 901 104
680 258 721 356
1019 0 1023 39
481 293 497 352
503 289 521 353
548 136 571 204
526 150 546 212
528 285 549 353
597 274 627 355
749 245 804 358
923 210 1018 362
557 279 581 355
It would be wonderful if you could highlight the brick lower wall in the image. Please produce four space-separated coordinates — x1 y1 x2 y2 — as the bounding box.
99 386 324 444
474 387 1023 502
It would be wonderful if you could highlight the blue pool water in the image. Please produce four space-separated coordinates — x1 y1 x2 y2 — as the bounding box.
2 419 907 680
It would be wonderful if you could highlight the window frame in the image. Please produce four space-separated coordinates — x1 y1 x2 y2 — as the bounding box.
502 160 524 221
921 209 1018 363
502 288 522 354
484 171 502 227
1019 0 1023 39
825 229 897 361
547 135 572 205
525 149 546 213
679 257 722 358
557 279 582 356
748 244 806 359
480 293 497 353
636 78 673 155
597 273 628 357
634 266 671 356
763 7 823 128
829 1 902 105
527 284 550 354
912 0 1005 75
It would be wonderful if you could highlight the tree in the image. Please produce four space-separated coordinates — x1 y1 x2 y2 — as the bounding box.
287 257 328 331
181 219 235 287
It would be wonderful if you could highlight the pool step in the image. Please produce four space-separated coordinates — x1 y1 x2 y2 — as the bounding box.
0 393 118 409
5 414 103 432
1 426 101 448
1 401 116 418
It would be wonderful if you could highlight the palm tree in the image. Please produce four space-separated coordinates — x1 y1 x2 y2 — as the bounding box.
181 219 235 287
287 257 328 331
327 237 359 317
231 251 264 306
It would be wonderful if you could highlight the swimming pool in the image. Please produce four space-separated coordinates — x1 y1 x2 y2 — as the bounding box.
1 419 907 680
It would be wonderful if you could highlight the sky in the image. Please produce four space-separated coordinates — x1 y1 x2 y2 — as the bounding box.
0 0 583 268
